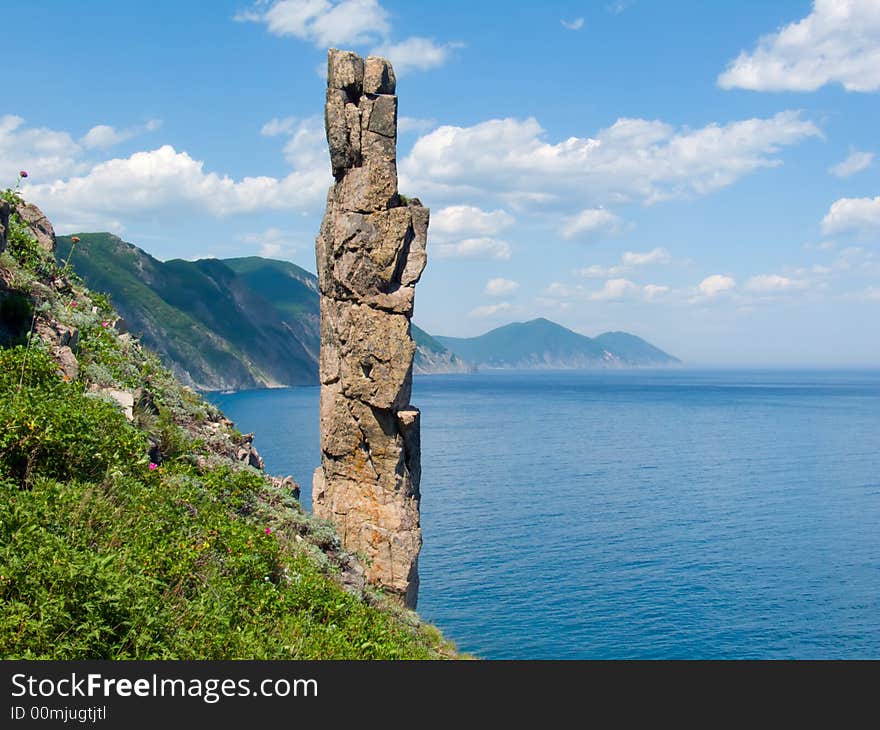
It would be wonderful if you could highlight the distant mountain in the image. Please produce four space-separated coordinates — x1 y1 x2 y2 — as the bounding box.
411 325 470 374
592 331 677 365
55 234 463 390
436 318 679 369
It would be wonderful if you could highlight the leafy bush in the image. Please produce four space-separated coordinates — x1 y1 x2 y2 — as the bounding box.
0 464 445 658
0 348 148 485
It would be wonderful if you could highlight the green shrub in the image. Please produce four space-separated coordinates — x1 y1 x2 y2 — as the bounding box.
0 465 446 659
0 347 148 485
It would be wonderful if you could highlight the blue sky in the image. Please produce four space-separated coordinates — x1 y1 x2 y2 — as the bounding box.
3 0 879 364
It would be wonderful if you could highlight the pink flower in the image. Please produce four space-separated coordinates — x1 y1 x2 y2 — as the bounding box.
148 463 158 471
102 321 110 328
264 527 272 535
69 301 77 308
19 170 28 179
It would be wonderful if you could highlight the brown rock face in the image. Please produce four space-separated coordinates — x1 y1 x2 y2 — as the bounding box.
313 49 427 609
0 199 10 255
14 202 56 253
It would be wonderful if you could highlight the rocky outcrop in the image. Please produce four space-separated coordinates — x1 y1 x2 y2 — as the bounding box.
15 201 55 253
312 49 427 609
0 199 9 255
88 387 135 421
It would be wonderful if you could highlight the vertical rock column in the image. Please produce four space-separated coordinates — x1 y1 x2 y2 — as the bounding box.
312 49 428 609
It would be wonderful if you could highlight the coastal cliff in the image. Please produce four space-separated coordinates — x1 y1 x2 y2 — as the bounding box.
0 187 454 658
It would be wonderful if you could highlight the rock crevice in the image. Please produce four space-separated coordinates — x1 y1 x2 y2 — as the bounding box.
313 49 426 609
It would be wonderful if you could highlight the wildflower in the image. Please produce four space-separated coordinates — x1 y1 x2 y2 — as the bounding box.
19 170 28 178
102 321 110 328
71 236 81 244
69 301 77 308
148 462 158 471
265 527 272 535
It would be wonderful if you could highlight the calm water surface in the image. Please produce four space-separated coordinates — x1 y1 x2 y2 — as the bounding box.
211 369 880 659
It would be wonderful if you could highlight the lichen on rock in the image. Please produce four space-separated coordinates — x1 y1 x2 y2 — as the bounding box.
313 48 427 609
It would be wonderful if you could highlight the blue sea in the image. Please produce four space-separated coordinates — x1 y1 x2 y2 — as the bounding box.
211 369 880 659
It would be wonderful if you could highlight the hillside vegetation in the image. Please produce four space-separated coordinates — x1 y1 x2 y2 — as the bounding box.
55 234 466 390
0 192 454 659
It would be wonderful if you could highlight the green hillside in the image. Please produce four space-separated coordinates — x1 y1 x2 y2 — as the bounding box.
55 235 463 389
55 234 318 391
437 317 678 369
223 256 319 318
0 192 454 659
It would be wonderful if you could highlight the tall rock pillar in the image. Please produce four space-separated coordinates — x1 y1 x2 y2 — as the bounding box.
312 49 427 609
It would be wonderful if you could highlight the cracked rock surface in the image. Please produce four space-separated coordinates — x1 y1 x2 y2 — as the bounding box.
312 49 427 609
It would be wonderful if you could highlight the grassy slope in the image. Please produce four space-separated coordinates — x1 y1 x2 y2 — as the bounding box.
1 197 454 659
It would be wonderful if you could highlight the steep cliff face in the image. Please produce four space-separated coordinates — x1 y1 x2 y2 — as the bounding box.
312 50 426 609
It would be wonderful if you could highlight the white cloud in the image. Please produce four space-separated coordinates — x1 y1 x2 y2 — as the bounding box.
400 112 820 207
591 278 640 301
241 227 299 258
236 0 390 46
718 0 880 92
80 119 161 150
561 208 621 239
821 195 880 234
543 278 669 304
608 0 633 14
431 206 515 260
804 239 838 251
561 17 585 31
643 284 670 299
621 247 671 266
237 1 459 74
261 117 298 136
862 286 880 300
398 116 436 134
577 247 671 277
577 265 613 279
431 205 515 237
433 237 512 260
829 150 874 178
468 301 512 318
0 114 85 181
485 278 520 297
371 37 462 74
543 282 574 298
698 274 737 297
800 245 879 276
277 116 327 168
21 141 330 231
745 274 809 293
